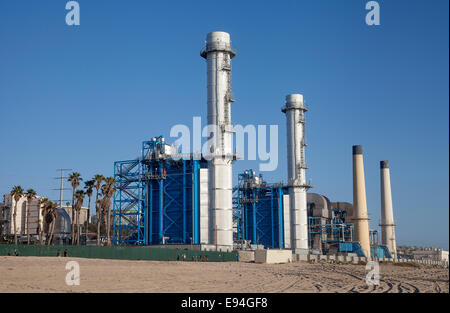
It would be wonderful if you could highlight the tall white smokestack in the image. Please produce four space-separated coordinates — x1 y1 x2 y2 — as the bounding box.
201 31 235 251
282 94 310 253
352 145 371 258
380 160 397 259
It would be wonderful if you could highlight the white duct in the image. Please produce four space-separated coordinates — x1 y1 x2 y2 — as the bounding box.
199 168 209 244
380 160 397 259
282 94 309 253
282 194 291 249
201 31 235 251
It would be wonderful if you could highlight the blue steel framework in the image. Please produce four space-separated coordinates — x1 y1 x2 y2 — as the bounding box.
308 208 359 255
369 229 393 258
307 208 354 248
233 170 286 249
308 211 392 258
113 158 145 245
113 137 207 246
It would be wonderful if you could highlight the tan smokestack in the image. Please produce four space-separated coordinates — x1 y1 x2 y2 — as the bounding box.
380 160 397 259
352 145 371 258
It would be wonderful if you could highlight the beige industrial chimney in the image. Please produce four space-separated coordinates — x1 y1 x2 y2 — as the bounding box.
352 145 371 258
380 160 397 259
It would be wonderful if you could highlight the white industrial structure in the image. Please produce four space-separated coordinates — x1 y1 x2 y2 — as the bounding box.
201 31 236 251
397 246 449 262
0 194 87 240
380 160 397 258
199 168 210 245
282 94 310 253
352 145 371 258
1 194 42 238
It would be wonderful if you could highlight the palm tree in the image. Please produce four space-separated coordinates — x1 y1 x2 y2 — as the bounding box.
45 201 58 245
25 189 37 245
37 197 48 245
101 177 116 246
93 174 105 246
84 180 95 240
10 185 24 245
68 172 82 245
74 190 85 245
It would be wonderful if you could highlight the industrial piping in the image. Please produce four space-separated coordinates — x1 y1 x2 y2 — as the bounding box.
352 145 371 258
201 32 235 251
282 94 311 253
380 160 397 258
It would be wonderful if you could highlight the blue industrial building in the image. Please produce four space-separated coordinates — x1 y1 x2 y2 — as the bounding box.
113 136 207 246
233 169 392 258
233 170 286 249
113 151 394 258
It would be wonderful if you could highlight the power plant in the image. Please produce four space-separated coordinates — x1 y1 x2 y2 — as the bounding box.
2 0 449 295
112 31 398 259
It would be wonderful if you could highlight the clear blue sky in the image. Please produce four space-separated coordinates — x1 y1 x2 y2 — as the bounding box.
0 0 448 249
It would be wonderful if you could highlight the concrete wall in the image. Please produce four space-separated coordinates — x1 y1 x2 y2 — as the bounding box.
255 249 293 264
292 253 449 268
238 250 255 262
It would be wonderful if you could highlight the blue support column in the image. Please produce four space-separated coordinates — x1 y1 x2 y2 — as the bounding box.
252 189 257 244
278 186 284 248
182 160 187 243
245 201 248 240
138 160 144 245
159 166 164 244
112 163 117 245
143 165 148 246
270 189 275 248
149 171 153 244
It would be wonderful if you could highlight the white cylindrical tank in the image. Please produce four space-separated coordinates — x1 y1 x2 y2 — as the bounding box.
201 31 235 251
380 160 397 258
352 145 371 258
282 94 309 253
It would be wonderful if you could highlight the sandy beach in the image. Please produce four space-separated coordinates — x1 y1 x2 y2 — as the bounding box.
0 256 448 293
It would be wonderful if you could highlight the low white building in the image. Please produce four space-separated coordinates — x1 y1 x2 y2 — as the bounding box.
1 194 43 237
1 194 89 238
398 245 449 262
411 248 449 262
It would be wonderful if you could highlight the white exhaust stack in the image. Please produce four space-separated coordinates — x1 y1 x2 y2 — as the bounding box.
352 145 371 258
282 94 310 253
380 160 397 259
201 31 235 251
